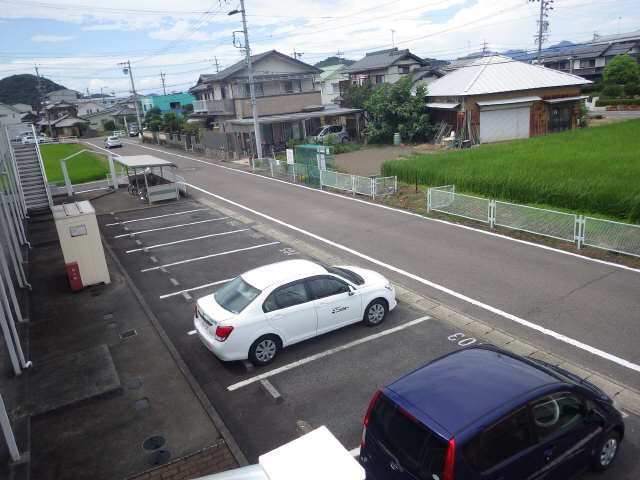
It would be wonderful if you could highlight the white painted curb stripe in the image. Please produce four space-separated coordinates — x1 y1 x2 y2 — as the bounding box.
186 183 640 375
121 140 640 275
227 316 431 391
125 228 249 253
105 208 208 226
159 278 234 299
113 217 229 238
142 241 279 272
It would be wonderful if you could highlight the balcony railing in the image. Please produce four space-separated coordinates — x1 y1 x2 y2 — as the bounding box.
193 99 235 115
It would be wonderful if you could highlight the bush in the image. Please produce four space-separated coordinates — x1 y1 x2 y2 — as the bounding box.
595 98 640 106
102 119 115 131
600 84 624 98
602 54 640 85
625 81 640 96
581 82 602 94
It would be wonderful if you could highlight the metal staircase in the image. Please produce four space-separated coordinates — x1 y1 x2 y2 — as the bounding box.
10 141 52 213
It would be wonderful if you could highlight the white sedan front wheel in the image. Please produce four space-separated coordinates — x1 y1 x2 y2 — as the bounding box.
363 299 387 326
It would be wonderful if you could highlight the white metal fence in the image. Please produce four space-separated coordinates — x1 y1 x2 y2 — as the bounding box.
427 185 640 258
319 168 397 198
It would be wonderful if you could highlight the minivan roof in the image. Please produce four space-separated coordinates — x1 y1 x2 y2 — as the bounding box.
386 346 563 436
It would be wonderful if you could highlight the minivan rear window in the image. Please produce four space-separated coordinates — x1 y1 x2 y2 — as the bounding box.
369 394 447 480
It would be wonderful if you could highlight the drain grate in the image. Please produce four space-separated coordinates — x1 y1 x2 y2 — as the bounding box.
135 398 149 410
103 313 113 320
142 435 166 451
119 329 137 341
147 449 171 467
126 378 142 390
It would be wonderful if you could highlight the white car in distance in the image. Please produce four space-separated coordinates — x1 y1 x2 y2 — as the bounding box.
194 259 397 366
104 136 122 148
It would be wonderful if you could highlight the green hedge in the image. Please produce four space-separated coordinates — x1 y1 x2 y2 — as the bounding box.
595 98 640 106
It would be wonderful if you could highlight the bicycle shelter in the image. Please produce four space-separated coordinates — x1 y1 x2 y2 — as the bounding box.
114 155 179 204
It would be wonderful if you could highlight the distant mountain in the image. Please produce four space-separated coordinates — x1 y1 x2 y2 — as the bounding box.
0 74 66 108
460 41 577 62
314 56 356 68
423 58 450 67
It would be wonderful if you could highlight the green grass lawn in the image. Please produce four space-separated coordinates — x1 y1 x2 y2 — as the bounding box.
40 143 110 184
382 119 640 222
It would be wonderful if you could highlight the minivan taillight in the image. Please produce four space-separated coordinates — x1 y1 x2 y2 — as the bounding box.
214 325 233 342
361 388 382 448
442 437 455 480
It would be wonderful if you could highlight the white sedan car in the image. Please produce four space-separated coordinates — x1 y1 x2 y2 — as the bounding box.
104 136 122 148
194 259 397 366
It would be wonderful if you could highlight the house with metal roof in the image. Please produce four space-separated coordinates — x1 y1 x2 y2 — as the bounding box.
539 29 640 81
318 64 348 105
345 48 427 86
425 55 591 144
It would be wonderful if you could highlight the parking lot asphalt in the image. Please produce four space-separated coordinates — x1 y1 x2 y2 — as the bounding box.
97 198 639 478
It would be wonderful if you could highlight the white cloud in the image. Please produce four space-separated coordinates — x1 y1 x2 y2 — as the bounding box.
31 35 74 42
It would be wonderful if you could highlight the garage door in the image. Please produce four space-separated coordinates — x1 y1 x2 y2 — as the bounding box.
479 106 530 143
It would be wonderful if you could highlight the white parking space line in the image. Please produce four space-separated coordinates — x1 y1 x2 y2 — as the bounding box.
125 228 249 253
113 217 229 238
123 141 640 275
142 242 279 272
187 330 197 335
159 278 234 299
227 316 431 392
187 183 640 375
105 208 208 226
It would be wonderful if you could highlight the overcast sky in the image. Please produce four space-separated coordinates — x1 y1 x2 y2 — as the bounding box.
0 0 638 97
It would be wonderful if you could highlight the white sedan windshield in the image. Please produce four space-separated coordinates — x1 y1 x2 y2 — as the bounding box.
214 276 261 314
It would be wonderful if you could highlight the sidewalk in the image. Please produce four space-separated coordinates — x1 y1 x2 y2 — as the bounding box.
25 190 239 480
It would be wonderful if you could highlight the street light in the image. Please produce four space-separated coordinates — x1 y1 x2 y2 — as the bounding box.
228 0 263 164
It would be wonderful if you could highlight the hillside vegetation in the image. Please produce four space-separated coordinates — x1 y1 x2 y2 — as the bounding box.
0 74 65 107
382 120 640 222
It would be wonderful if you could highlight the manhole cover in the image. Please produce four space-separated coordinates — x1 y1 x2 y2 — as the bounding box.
142 435 166 451
135 398 149 410
147 449 171 467
120 329 137 340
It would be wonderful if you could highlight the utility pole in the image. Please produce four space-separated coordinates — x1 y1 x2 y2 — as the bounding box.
482 40 488 56
214 56 220 72
34 65 54 138
391 29 395 48
160 72 167 95
100 87 105 105
530 0 554 62
229 0 262 161
292 49 303 60
119 60 143 132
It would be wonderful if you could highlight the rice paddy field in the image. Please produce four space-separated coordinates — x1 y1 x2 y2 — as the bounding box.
39 143 110 184
381 119 640 222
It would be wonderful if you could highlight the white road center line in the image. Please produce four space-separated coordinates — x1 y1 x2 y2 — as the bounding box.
142 241 279 272
186 183 640 375
113 217 229 238
227 316 431 391
159 278 234 299
125 228 249 253
122 141 640 275
105 208 208 226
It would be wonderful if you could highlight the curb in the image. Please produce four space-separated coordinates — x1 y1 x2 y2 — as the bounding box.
101 233 249 467
195 194 640 418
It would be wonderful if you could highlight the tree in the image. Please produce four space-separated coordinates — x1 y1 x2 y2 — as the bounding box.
102 119 116 131
182 103 194 115
602 54 640 85
362 74 433 144
162 112 183 133
144 107 163 131
72 121 89 137
342 80 373 110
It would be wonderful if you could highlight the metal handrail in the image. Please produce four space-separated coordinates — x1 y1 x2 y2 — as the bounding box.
30 123 53 207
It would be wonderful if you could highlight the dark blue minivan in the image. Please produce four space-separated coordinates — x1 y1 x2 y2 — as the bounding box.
360 345 624 480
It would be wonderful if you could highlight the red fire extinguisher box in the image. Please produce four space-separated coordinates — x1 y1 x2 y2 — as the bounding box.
66 262 83 291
